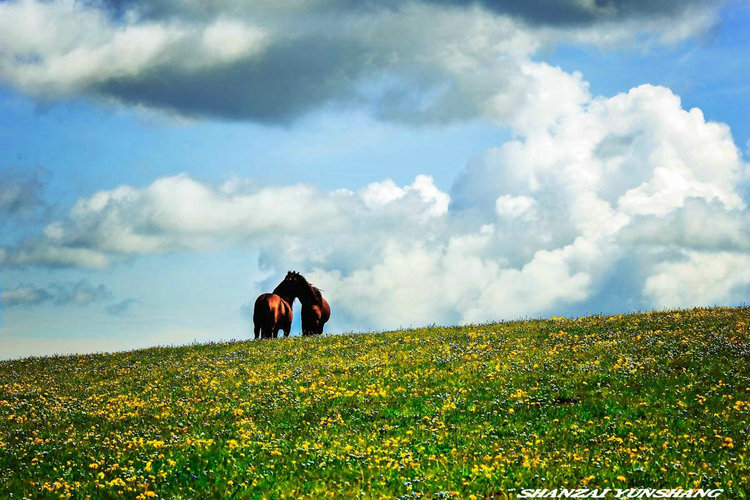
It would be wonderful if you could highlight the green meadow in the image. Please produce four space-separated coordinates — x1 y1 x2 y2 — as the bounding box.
1 307 748 498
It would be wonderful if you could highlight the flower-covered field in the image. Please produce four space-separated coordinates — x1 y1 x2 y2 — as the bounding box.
1 307 749 498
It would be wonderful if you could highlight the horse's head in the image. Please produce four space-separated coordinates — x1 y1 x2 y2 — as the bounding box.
276 270 324 308
274 271 302 300
284 270 303 285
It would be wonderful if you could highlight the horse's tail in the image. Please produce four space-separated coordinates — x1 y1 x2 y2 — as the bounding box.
321 298 331 325
280 298 293 326
253 294 274 339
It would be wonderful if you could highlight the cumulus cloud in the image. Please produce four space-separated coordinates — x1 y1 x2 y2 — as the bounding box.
3 71 747 329
0 169 47 219
2 280 112 308
618 199 750 252
105 298 139 316
0 0 723 123
432 0 720 26
0 174 448 269
1 284 52 307
96 0 719 26
239 302 254 322
319 85 747 328
0 0 745 331
644 252 750 308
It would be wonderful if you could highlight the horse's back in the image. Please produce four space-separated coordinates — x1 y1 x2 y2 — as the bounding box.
257 293 292 323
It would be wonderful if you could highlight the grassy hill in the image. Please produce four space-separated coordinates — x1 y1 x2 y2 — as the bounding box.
1 307 749 498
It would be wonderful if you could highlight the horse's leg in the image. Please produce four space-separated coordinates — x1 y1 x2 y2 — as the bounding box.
253 325 260 340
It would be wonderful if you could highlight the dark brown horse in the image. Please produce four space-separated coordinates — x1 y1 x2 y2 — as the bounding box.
274 271 330 336
252 293 292 339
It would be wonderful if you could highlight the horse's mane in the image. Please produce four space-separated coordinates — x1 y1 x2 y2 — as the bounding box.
297 273 322 299
288 271 323 301
272 283 293 303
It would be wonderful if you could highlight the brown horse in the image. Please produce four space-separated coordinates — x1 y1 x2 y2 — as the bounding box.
274 271 330 336
252 293 292 339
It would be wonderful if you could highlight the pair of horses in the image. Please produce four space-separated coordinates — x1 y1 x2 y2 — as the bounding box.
252 271 331 339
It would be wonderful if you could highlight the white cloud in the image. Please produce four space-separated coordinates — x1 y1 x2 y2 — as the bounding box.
544 2 721 47
618 199 750 251
2 65 748 329
644 251 750 308
495 195 537 220
200 19 267 64
0 0 723 123
1 284 50 307
0 0 268 97
359 175 449 217
105 298 140 316
0 169 46 218
0 173 448 268
0 1 746 331
2 280 112 308
315 71 746 328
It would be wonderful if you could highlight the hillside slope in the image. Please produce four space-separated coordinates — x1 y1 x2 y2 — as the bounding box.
1 307 749 498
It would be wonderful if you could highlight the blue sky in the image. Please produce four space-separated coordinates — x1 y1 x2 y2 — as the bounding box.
1 0 749 359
